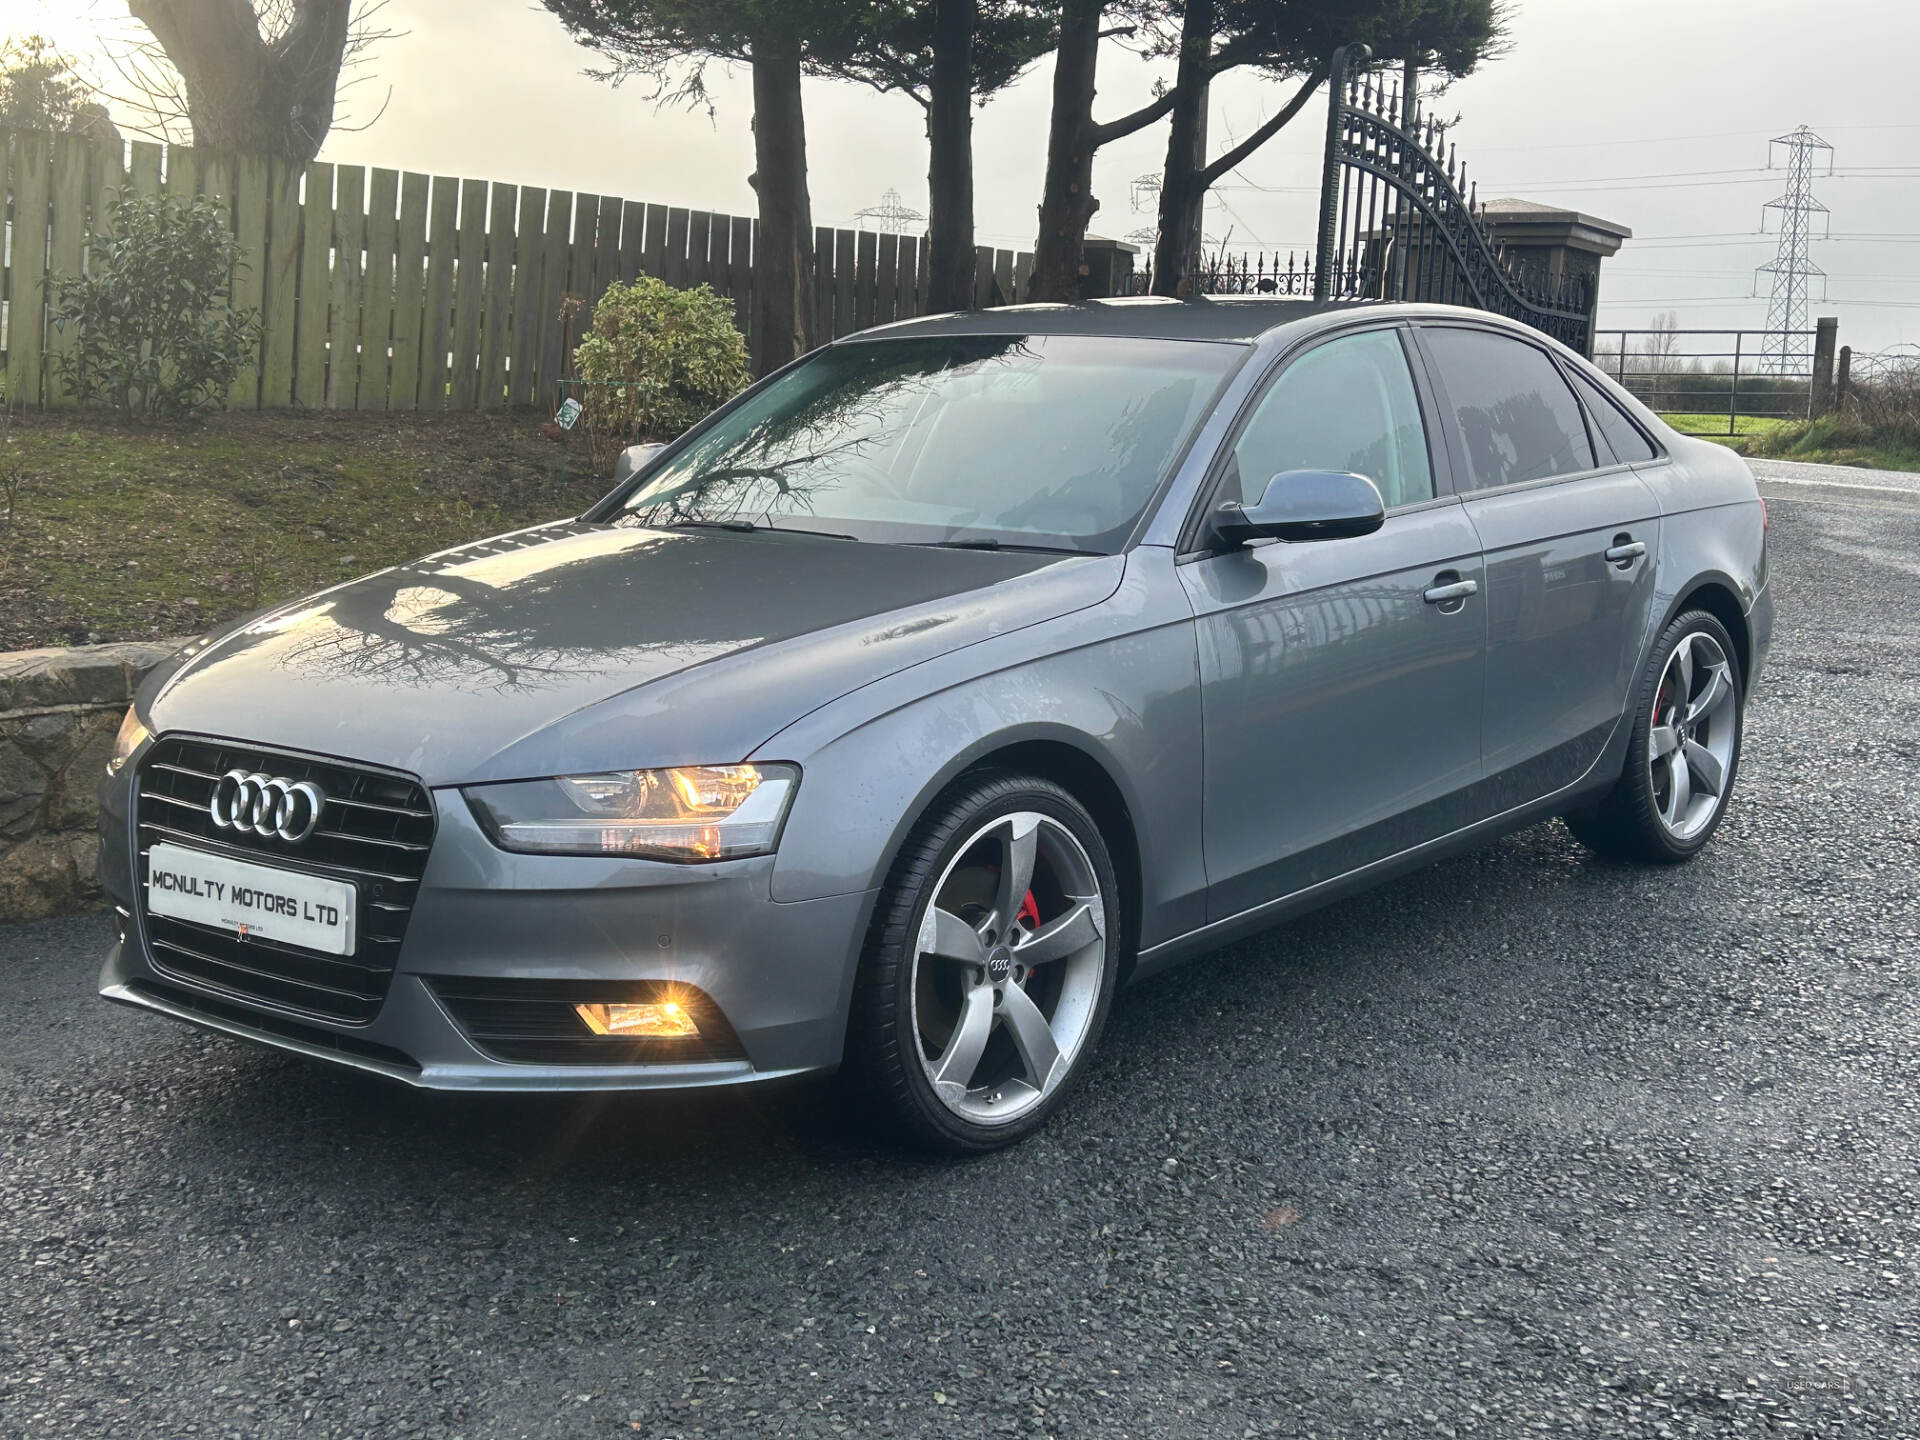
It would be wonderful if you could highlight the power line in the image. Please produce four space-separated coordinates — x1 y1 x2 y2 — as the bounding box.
1489 175 1791 194
1608 267 1920 281
1467 127 1778 153
1482 165 1771 187
1599 297 1920 309
1460 120 1920 154
1629 235 1920 250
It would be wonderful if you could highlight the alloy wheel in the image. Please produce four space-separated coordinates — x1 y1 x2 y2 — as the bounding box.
909 811 1108 1126
1649 630 1738 840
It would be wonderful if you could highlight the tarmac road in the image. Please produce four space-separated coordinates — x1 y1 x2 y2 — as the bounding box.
3 461 1918 1438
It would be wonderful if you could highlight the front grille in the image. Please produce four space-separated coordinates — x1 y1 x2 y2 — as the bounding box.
134 736 437 1026
428 977 746 1065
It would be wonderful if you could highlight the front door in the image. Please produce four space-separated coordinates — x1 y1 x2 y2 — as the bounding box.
1179 326 1486 923
1412 324 1664 809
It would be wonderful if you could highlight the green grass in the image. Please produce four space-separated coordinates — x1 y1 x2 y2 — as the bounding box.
1658 409 1920 470
0 410 613 651
1742 414 1920 473
1655 413 1795 454
1658 412 1793 436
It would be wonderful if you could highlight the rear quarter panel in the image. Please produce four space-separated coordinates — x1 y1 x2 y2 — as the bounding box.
1634 435 1769 647
1553 357 1769 683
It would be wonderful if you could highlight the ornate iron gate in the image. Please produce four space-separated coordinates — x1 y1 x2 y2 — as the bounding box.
1314 43 1594 352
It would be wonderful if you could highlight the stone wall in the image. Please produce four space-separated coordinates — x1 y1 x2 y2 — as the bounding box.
0 641 182 922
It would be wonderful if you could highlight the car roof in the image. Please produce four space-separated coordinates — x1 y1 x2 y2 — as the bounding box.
843 296 1378 345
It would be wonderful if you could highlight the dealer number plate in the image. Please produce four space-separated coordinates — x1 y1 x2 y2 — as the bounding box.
146 842 357 957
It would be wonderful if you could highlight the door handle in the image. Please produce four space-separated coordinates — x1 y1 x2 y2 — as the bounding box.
1604 539 1647 565
1422 577 1479 605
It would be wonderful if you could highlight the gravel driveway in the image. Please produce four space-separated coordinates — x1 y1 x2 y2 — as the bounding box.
4 464 1918 1438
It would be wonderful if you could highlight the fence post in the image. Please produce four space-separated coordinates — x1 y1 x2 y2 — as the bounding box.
1835 345 1852 412
1729 331 1742 439
1810 315 1838 416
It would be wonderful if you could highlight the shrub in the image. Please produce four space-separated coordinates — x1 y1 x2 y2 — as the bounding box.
47 191 260 420
1744 357 1920 469
571 275 750 472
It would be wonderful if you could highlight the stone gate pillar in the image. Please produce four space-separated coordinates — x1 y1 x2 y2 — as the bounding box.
1478 199 1632 355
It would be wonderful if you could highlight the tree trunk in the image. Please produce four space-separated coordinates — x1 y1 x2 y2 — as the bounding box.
127 0 351 165
1029 0 1103 303
1151 0 1215 297
748 32 814 375
924 0 976 312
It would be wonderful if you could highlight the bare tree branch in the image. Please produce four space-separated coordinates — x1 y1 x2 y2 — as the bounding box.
105 0 396 160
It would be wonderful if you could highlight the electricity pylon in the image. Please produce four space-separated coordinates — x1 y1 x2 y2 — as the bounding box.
1755 126 1833 376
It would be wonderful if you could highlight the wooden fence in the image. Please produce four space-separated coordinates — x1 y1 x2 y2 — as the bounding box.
2 129 1037 411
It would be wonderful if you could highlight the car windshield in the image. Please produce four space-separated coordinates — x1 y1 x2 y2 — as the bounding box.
610 334 1242 552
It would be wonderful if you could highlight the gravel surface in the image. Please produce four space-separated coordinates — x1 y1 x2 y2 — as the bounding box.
5 482 1919 1439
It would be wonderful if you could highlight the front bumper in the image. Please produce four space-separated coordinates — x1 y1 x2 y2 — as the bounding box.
100 774 876 1091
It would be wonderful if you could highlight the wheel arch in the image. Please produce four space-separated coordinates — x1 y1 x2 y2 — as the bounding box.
875 727 1147 983
1666 574 1752 687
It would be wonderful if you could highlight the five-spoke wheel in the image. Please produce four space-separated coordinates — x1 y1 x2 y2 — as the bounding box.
1567 609 1745 863
912 811 1107 1125
1648 629 1737 840
850 773 1120 1152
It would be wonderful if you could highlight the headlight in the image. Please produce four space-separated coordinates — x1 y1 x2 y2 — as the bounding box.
106 707 150 776
464 763 798 861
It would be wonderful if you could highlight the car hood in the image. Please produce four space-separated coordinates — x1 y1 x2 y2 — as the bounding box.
147 521 1122 786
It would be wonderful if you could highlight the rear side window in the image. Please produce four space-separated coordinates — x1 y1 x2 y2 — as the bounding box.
1422 328 1596 491
1566 366 1659 462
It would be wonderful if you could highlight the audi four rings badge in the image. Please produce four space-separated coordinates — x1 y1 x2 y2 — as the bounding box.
210 771 327 843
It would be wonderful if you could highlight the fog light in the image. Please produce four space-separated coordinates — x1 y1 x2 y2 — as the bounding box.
574 1001 699 1038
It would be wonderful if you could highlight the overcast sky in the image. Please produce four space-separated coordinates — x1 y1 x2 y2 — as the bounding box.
13 0 1920 351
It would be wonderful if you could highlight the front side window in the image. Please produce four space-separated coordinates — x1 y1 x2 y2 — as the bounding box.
1227 328 1434 510
611 335 1241 553
1423 327 1597 491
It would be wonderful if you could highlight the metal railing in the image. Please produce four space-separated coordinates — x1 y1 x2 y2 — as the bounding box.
1125 250 1321 298
1591 328 1817 438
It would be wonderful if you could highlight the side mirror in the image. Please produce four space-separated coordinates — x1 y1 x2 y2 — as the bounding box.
1210 469 1386 547
612 442 667 485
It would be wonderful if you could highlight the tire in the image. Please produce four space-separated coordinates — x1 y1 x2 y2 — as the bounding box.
1566 609 1745 864
846 770 1123 1154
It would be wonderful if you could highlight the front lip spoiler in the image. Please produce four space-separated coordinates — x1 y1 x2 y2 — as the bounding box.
101 979 818 1093
102 979 425 1084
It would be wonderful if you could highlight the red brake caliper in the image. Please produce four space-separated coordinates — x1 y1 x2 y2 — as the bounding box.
1017 890 1040 931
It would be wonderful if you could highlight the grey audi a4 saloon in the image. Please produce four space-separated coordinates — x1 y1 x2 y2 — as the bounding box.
98 298 1772 1152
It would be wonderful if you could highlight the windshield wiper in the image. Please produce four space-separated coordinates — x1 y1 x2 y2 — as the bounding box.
911 537 1089 554
664 519 859 541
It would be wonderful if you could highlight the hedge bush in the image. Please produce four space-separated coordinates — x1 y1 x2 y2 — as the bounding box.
47 191 259 420
571 275 750 472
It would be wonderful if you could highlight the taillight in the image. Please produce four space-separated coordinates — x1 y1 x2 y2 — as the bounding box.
1760 496 1769 531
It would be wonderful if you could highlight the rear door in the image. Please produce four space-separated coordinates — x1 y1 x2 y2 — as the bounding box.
1179 325 1486 922
1411 323 1664 811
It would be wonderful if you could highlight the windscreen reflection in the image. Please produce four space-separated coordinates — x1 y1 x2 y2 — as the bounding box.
614 335 1241 552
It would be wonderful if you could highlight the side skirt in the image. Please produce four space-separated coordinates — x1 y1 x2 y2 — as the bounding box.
1129 723 1631 985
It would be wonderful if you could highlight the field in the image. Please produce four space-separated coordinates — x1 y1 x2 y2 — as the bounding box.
0 412 612 652
1656 411 1920 470
1655 412 1793 448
